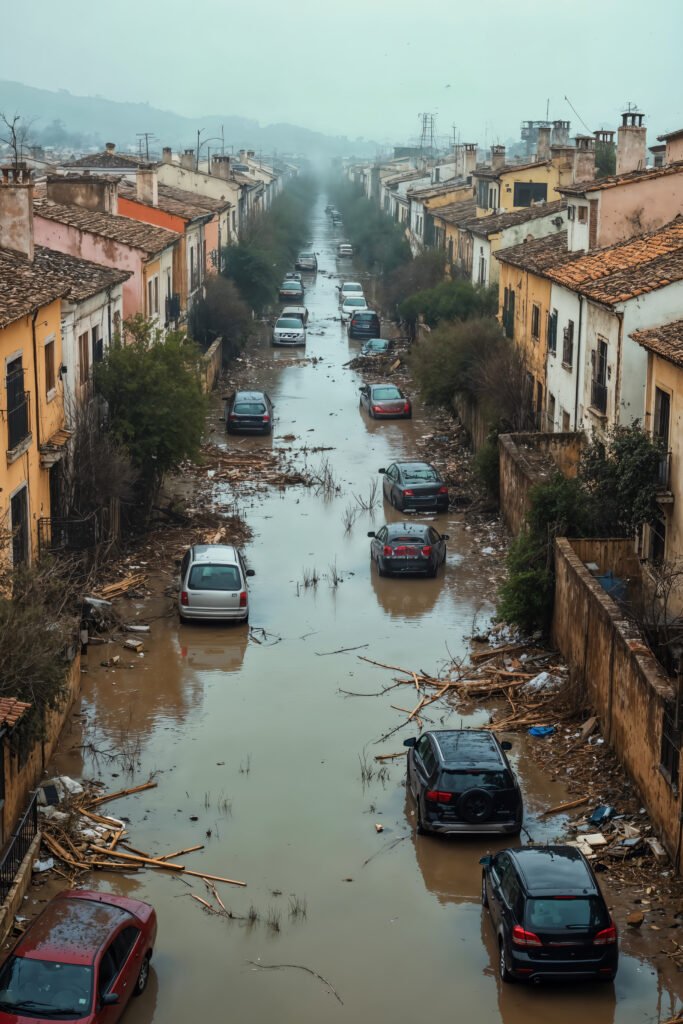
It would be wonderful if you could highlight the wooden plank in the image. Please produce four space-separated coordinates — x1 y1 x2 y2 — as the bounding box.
181 868 246 887
89 846 184 871
88 781 157 807
158 845 204 861
540 796 589 818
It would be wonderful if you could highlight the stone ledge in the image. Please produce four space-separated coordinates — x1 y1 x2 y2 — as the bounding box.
0 831 42 946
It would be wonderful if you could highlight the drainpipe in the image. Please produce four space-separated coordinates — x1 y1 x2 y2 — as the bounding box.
573 295 584 430
106 288 112 349
31 310 41 448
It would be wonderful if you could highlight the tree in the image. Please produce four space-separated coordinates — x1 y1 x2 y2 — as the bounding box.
0 111 34 167
595 140 616 179
95 318 207 511
189 275 252 359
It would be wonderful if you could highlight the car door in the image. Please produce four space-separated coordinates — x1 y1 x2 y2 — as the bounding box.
359 386 369 412
95 928 135 1024
372 526 387 564
382 464 396 501
429 528 445 566
410 734 433 800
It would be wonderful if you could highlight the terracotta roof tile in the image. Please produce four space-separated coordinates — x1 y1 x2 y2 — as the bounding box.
431 197 478 226
407 178 469 201
34 197 179 256
474 158 552 181
632 319 683 367
119 181 225 221
468 200 567 237
65 151 153 169
495 231 577 273
558 160 683 195
0 697 31 729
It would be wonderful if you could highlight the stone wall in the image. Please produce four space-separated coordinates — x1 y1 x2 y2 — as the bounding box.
553 537 682 864
201 337 223 393
498 431 582 535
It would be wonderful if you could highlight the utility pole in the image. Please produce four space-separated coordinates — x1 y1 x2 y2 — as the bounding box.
136 132 155 160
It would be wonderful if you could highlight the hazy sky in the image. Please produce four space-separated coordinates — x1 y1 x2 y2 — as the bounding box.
3 0 681 144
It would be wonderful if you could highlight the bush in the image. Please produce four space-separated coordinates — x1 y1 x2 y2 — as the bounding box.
474 437 500 501
400 279 498 328
498 532 554 635
408 318 506 407
327 180 411 275
190 275 252 359
382 250 446 320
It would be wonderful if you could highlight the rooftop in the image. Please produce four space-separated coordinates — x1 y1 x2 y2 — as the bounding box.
64 149 153 170
632 319 683 367
431 197 478 226
119 181 227 220
34 196 179 255
407 178 469 201
657 128 683 143
559 160 683 196
0 696 32 729
0 245 130 329
474 158 552 181
468 199 567 237
494 231 574 274
383 169 426 188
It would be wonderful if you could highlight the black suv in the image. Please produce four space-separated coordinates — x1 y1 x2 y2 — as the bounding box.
404 730 522 835
225 390 274 435
481 845 618 984
349 310 380 340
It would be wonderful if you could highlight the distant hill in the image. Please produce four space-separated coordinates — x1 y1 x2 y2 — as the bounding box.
0 80 377 159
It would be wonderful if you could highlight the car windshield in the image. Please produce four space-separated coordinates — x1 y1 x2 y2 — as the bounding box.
439 770 511 792
525 897 609 932
188 564 241 591
0 956 93 1018
366 341 386 350
403 466 439 482
343 284 363 292
233 402 265 414
282 282 300 290
276 319 302 329
300 253 314 259
373 386 401 400
346 298 366 307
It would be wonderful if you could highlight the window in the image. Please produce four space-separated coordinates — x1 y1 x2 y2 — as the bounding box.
10 486 29 566
531 303 540 340
562 409 571 432
92 325 103 364
78 331 90 385
654 387 671 446
562 320 574 367
547 392 556 431
478 253 486 285
577 206 588 223
547 309 558 354
589 199 599 248
188 564 241 591
649 514 666 563
477 179 489 208
503 288 515 339
567 205 575 222
590 338 608 413
44 338 55 396
661 705 680 791
488 185 497 209
154 275 159 314
147 279 153 317
513 181 548 207
110 926 139 969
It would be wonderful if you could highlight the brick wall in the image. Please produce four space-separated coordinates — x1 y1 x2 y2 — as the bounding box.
498 431 582 535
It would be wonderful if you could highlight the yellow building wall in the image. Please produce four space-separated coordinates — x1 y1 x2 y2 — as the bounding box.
499 163 564 212
498 262 552 408
644 354 683 565
426 184 473 212
0 299 65 562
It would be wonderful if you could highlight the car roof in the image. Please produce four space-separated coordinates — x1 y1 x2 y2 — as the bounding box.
17 894 131 965
341 281 362 287
428 729 505 768
282 305 306 313
275 316 302 324
190 544 240 563
355 311 379 318
234 390 267 401
395 460 437 471
508 846 599 896
370 382 400 389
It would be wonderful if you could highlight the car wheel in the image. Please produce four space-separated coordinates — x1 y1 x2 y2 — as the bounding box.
427 563 437 579
481 873 489 907
377 560 387 578
498 940 514 984
458 787 494 824
133 953 151 996
415 796 427 835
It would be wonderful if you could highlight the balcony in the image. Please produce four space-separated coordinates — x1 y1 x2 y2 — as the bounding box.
590 378 608 415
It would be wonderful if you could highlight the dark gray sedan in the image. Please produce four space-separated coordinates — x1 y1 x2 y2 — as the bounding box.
360 383 412 419
379 461 449 511
368 522 448 577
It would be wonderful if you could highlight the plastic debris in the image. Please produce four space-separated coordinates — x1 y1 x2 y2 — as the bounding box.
588 805 616 826
528 725 556 737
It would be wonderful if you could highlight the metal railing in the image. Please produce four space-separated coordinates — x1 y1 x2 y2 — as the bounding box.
0 791 39 902
657 451 672 490
7 391 30 450
591 379 608 414
37 513 99 558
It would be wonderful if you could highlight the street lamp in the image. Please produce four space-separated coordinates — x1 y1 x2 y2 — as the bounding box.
195 128 223 172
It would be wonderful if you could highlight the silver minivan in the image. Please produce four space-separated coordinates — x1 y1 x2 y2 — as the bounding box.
178 544 254 623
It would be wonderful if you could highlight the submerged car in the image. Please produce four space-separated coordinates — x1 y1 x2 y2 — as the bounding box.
481 845 618 984
272 316 306 347
0 889 157 1023
359 383 411 419
225 389 274 434
379 461 449 511
281 304 308 325
340 295 368 321
360 338 390 356
349 310 381 340
284 271 303 283
405 729 523 836
368 522 448 577
295 251 318 271
337 242 353 257
339 281 364 302
279 280 304 301
178 544 254 623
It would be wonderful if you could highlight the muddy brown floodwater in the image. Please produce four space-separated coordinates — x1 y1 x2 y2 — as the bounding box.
44 193 683 1024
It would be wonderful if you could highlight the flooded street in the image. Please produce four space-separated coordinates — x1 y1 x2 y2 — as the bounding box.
48 192 681 1024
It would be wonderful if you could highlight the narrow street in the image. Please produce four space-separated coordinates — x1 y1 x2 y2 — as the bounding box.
46 192 680 1023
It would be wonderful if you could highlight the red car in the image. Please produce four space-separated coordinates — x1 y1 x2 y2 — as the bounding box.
0 889 157 1023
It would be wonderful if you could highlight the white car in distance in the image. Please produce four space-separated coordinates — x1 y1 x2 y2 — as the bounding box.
340 295 368 321
272 315 306 346
339 281 364 304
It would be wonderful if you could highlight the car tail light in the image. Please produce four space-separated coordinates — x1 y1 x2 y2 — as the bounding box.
438 485 448 494
403 489 414 497
383 545 393 556
403 402 411 413
421 546 432 557
593 920 617 946
425 790 452 804
180 591 189 606
373 405 384 414
262 414 270 422
229 414 237 421
239 591 247 608
512 925 542 948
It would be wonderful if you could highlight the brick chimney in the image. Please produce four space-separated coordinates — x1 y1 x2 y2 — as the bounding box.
573 135 596 181
490 145 506 172
536 126 551 162
552 120 570 146
136 167 158 206
105 142 116 154
617 111 646 175
463 143 477 179
180 149 195 170
0 166 34 260
162 147 173 165
211 155 231 180
46 172 119 214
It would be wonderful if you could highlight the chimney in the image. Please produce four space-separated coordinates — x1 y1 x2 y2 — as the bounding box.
180 149 195 170
649 144 666 169
552 120 570 146
617 111 646 175
490 145 506 172
105 142 116 154
162 147 173 164
573 135 596 182
463 143 477 179
136 166 158 206
0 166 34 260
211 155 231 180
454 143 465 178
247 150 255 159
46 172 119 214
536 126 551 162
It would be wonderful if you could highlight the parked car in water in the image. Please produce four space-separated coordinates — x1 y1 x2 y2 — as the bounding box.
379 461 449 511
325 204 334 214
284 271 303 283
481 845 618 984
332 214 342 226
281 304 308 325
359 383 411 419
225 389 274 434
295 251 318 271
279 280 304 301
368 522 448 577
337 242 353 257
0 889 157 1023
339 281 364 303
178 544 254 623
340 295 368 321
272 316 306 347
360 337 390 356
349 310 381 340
404 729 523 836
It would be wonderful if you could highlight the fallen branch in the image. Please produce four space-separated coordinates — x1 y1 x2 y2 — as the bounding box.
246 961 343 1006
316 644 369 656
88 781 158 807
540 797 589 818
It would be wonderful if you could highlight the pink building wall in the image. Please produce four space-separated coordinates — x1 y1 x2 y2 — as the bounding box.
33 215 145 318
598 172 683 247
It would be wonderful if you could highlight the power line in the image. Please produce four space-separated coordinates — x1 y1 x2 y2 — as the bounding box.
563 95 591 135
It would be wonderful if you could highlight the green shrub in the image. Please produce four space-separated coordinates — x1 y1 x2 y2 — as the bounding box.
400 279 497 327
408 318 505 407
474 438 500 501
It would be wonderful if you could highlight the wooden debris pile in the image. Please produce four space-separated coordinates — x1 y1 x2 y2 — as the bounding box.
197 442 309 490
95 574 148 600
39 779 246 889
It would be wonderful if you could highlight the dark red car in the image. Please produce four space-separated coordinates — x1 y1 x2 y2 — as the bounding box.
0 890 157 1023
